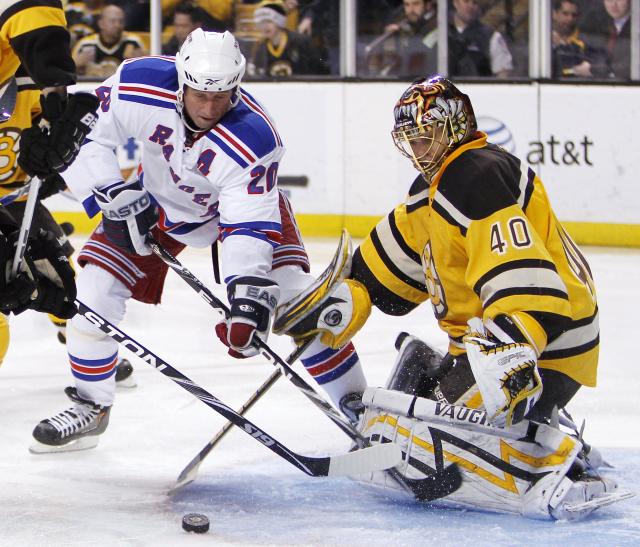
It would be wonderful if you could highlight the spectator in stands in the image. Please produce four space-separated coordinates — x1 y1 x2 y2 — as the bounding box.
162 3 203 55
243 0 303 29
113 0 150 31
297 0 339 74
162 0 233 32
72 4 147 78
601 0 631 79
581 0 631 79
66 0 104 46
249 0 330 77
366 0 437 77
449 0 513 78
551 0 609 78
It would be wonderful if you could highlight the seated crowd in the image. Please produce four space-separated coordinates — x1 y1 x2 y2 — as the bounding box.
64 0 634 80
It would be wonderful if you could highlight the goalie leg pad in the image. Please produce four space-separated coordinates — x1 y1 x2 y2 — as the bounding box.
357 387 593 519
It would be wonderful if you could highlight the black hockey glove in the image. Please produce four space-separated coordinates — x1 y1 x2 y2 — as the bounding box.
17 124 51 179
0 228 76 318
46 92 99 172
215 276 280 358
38 173 68 201
25 228 77 319
18 92 99 178
0 231 38 315
94 180 158 256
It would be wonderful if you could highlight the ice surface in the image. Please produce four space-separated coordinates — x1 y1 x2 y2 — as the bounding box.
1 239 638 546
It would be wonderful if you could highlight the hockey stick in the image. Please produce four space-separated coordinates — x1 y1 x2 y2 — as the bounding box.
75 299 402 477
0 77 17 122
148 235 362 442
171 368 283 493
149 237 462 500
0 181 32 207
10 177 41 278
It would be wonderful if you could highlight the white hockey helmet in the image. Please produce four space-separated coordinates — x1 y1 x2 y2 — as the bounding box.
175 29 246 111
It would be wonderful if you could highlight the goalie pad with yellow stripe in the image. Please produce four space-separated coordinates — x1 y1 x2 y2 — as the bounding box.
355 388 630 520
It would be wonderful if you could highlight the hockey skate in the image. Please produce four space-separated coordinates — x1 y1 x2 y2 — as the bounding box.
549 473 635 521
30 387 111 453
339 392 365 426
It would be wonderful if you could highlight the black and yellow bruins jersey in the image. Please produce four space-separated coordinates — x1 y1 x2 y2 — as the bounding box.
354 132 599 387
0 67 40 197
72 32 145 75
0 0 75 87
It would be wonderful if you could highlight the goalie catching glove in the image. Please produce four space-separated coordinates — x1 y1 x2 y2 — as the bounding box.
94 180 158 256
0 228 76 318
215 276 280 358
18 92 99 178
463 318 542 428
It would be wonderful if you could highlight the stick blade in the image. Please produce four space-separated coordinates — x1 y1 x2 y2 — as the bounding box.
326 442 402 477
169 462 201 494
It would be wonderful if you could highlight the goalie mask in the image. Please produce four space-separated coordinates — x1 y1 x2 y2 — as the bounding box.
174 29 246 131
392 76 477 180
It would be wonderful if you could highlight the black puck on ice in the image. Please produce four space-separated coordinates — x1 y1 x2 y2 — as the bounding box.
182 513 210 533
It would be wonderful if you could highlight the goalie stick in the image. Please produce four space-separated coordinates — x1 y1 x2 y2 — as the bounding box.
148 235 462 500
75 299 402 477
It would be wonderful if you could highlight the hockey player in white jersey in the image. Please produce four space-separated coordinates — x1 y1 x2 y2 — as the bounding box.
31 29 368 452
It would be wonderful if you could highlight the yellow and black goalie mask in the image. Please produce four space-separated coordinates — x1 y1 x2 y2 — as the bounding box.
391 75 477 178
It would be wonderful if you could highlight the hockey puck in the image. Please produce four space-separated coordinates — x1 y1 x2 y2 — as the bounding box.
182 513 210 533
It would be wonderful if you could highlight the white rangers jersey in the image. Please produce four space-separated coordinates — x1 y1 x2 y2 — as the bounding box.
63 55 284 281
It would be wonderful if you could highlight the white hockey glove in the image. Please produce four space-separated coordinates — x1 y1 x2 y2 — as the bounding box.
94 180 157 256
463 318 542 428
215 276 280 358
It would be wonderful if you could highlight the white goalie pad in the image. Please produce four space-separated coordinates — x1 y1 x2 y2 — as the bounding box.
354 388 631 520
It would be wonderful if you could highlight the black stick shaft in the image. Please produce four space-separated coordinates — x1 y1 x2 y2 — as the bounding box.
148 237 359 441
75 299 331 477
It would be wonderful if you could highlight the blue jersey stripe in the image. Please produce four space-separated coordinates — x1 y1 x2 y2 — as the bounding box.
206 133 249 168
120 57 178 91
161 216 218 235
221 100 278 159
82 195 100 218
219 228 279 248
218 220 281 231
119 93 176 110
